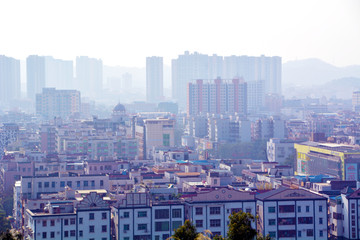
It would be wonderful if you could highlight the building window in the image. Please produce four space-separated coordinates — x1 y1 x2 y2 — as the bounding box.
89 225 95 233
70 230 75 237
319 218 323 224
42 220 47 227
195 207 203 215
124 224 130 231
89 213 94 220
278 230 296 238
79 231 83 237
50 232 55 238
172 221 182 230
278 218 296 225
102 212 107 219
210 207 221 215
52 182 55 188
42 232 47 239
44 182 49 188
84 181 88 187
64 231 68 237
268 219 276 226
269 232 276 238
28 182 31 188
279 205 295 213
210 219 221 227
298 231 301 237
77 181 80 187
138 211 147 217
297 206 301 213
64 219 68 225
102 225 107 232
320 230 323 237
307 229 314 237
172 209 182 218
100 180 104 187
138 224 147 230
91 180 95 187
268 207 275 213
60 181 65 187
231 208 242 214
298 217 313 224
155 221 169 232
196 220 203 228
50 220 55 226
319 205 323 212
155 209 169 219
79 218 83 224
124 212 129 218
70 218 75 225
306 206 310 212
38 182 42 188
163 134 170 146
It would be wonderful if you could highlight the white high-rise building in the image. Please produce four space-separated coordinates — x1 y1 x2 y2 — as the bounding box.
0 55 20 104
146 56 163 103
27 55 46 100
76 56 103 98
27 55 74 100
45 56 73 89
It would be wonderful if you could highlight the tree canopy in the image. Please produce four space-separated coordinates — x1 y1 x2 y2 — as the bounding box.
227 211 257 240
171 220 199 240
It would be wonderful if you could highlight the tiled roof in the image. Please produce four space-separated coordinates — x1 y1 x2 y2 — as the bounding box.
256 187 326 201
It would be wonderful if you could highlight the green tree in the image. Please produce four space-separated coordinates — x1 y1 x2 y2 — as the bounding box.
0 229 15 240
170 220 198 240
257 233 272 240
227 211 257 240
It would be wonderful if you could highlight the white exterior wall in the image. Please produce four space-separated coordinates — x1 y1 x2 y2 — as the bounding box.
21 175 109 199
259 199 327 240
188 201 256 237
77 209 110 240
152 205 184 240
267 138 295 164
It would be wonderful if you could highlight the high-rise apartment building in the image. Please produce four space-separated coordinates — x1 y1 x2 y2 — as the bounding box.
45 56 73 89
172 52 222 108
172 52 281 112
187 78 247 116
27 55 74 100
27 55 46 100
36 88 81 120
352 91 360 112
0 55 20 104
76 56 103 98
146 56 163 103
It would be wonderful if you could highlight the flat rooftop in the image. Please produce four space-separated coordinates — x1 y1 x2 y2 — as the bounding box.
297 141 360 153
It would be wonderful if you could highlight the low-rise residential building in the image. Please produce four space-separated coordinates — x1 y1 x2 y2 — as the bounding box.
185 188 256 238
24 192 111 240
256 188 327 240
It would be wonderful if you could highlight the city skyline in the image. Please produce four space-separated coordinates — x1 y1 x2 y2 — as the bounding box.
0 0 359 67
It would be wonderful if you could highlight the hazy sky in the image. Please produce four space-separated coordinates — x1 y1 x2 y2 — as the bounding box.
0 0 359 67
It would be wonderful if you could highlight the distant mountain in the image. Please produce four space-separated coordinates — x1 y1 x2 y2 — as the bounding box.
283 77 360 99
283 58 360 86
